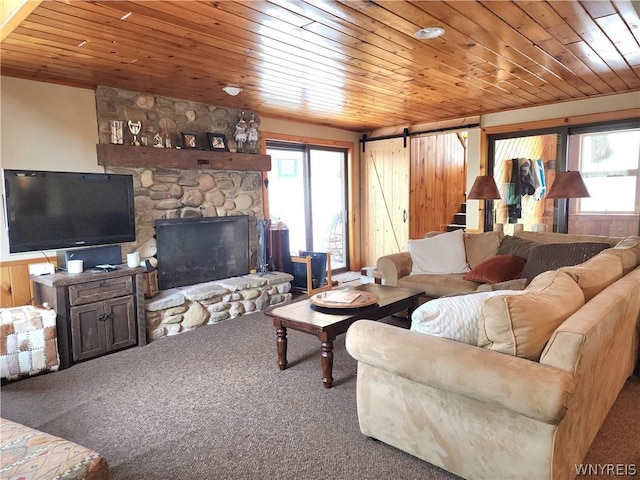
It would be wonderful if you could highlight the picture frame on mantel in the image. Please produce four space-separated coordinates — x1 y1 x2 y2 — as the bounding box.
207 133 229 152
181 132 198 149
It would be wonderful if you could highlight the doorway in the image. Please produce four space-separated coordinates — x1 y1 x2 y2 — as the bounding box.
266 142 349 271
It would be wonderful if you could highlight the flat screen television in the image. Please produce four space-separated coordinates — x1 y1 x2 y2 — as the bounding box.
3 169 136 254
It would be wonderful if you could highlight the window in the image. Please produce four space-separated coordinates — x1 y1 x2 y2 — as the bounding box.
488 119 640 236
570 129 639 214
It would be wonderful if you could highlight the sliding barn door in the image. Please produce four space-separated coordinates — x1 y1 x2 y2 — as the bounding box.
361 138 410 266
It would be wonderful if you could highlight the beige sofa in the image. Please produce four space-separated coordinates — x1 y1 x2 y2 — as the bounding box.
377 230 625 300
346 235 640 479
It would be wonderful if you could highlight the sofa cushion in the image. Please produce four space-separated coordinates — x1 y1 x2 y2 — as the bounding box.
478 270 585 360
408 229 470 274
410 290 527 345
604 248 637 275
398 273 479 299
610 236 640 273
496 235 538 259
559 252 623 302
514 230 620 246
463 255 526 284
464 231 503 268
518 242 611 283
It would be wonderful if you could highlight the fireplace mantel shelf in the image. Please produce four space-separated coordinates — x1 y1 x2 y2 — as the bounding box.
96 144 271 172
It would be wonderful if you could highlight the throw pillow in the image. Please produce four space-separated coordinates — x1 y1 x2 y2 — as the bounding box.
519 242 611 283
408 229 470 275
464 231 503 268
478 270 585 360
410 290 527 345
463 255 526 284
496 235 538 259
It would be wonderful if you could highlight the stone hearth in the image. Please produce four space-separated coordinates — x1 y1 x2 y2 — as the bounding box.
145 272 293 340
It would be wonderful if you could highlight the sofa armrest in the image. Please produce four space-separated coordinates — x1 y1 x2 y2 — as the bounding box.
376 252 412 286
345 320 574 424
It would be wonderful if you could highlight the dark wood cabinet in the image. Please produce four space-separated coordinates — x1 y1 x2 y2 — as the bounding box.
32 266 146 369
70 294 136 361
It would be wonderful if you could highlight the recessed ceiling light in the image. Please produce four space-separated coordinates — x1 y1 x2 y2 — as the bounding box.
77 40 87 47
414 27 445 40
222 86 243 96
120 12 132 20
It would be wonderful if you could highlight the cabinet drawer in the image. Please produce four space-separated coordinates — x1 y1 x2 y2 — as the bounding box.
69 276 133 306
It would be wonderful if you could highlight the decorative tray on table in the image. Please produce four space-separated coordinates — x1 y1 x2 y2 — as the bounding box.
310 290 379 309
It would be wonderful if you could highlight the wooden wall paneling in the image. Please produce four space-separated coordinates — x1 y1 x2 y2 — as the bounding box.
0 265 13 307
0 259 51 307
569 214 640 237
410 133 466 237
410 136 429 237
446 134 467 232
361 138 409 266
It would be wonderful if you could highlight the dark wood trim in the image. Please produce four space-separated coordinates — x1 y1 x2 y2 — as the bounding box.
96 144 271 172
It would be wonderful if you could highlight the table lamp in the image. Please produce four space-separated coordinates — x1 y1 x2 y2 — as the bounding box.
546 170 590 233
546 171 590 199
467 175 501 231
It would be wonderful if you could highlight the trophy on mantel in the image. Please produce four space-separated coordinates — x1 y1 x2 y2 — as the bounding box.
108 120 124 144
128 120 142 146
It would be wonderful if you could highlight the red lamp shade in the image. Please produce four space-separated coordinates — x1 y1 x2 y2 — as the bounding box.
467 176 501 200
546 171 590 199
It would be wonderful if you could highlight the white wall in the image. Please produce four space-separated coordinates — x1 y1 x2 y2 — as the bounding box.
465 128 482 230
1 77 99 172
0 77 100 261
261 116 360 144
481 92 640 128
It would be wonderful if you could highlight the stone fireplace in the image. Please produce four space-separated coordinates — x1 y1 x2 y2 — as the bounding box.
104 166 263 267
96 86 293 342
98 166 293 341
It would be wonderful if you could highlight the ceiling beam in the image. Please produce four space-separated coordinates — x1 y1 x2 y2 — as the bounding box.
1 0 41 42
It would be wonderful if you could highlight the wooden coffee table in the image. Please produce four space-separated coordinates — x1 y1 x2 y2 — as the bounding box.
266 283 422 388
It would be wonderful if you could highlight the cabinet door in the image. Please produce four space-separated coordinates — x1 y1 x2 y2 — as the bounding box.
70 303 108 361
105 296 136 352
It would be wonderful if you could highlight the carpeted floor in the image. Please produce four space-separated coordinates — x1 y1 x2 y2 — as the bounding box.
1 310 638 480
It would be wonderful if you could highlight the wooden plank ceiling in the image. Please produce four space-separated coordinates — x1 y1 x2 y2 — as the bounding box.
1 0 639 132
